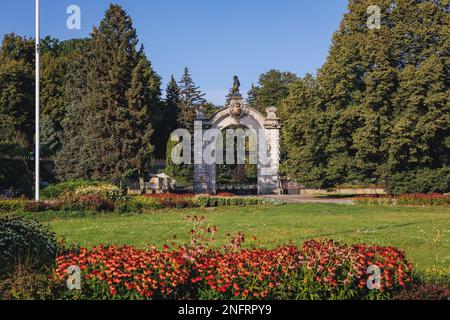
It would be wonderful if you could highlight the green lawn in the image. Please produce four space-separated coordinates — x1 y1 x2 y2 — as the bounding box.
42 203 450 272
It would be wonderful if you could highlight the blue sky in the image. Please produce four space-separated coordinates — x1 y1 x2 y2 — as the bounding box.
0 0 348 104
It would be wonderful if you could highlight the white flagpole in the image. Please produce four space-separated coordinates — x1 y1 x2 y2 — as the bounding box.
35 0 40 201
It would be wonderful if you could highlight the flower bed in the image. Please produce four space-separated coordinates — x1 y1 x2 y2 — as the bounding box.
354 194 449 206
55 239 412 300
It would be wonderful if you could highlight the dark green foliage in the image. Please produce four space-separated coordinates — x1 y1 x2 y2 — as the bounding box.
0 34 90 192
54 40 92 180
41 115 60 156
163 68 207 185
56 5 161 182
154 75 181 159
177 67 206 131
281 0 449 192
279 74 330 188
0 217 56 275
0 34 35 148
385 168 450 195
202 102 221 117
164 137 193 187
250 69 298 114
0 144 33 196
246 83 258 108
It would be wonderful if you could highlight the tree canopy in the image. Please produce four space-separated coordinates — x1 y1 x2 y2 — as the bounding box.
280 0 449 193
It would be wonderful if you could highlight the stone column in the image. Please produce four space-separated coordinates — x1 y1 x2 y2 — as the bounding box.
258 107 282 194
193 112 213 194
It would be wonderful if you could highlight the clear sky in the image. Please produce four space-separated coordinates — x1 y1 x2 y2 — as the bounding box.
0 0 348 105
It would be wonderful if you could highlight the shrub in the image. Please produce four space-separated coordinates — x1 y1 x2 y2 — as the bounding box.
0 264 62 300
74 184 125 202
127 196 159 212
416 266 450 288
0 198 27 213
77 195 115 212
58 192 114 212
0 217 57 275
41 180 104 200
0 199 63 214
385 168 450 195
192 195 211 207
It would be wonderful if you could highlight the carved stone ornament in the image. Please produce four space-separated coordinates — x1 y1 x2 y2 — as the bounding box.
264 106 281 128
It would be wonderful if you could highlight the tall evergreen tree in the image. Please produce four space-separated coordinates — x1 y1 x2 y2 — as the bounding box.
56 5 161 182
177 67 206 131
55 40 92 180
246 83 258 108
153 75 181 159
166 75 181 112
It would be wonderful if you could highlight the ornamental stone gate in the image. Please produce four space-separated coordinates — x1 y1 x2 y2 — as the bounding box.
193 77 282 195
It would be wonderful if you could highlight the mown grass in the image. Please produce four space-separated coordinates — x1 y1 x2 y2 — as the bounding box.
22 203 450 272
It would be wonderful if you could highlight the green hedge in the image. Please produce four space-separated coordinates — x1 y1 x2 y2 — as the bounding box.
385 168 450 195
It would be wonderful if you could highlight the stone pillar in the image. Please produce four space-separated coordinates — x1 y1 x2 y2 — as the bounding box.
258 107 282 194
193 111 213 194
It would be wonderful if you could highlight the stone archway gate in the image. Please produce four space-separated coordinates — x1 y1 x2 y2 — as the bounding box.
193 86 282 195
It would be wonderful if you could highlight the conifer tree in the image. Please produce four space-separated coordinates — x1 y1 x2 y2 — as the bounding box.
56 5 161 182
246 84 258 108
55 40 92 180
177 67 206 131
154 75 181 158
